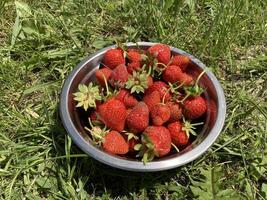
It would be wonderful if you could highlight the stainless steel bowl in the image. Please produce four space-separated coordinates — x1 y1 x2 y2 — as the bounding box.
60 42 226 172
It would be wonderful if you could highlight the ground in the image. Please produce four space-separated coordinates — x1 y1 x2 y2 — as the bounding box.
0 0 266 199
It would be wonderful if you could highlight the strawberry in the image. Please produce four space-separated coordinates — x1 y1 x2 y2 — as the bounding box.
98 98 126 131
163 65 183 83
145 81 171 102
170 55 190 71
167 121 189 146
150 103 171 126
124 94 138 108
103 131 129 155
89 110 98 122
95 67 112 87
103 48 125 69
115 89 128 102
140 126 172 160
147 44 171 67
183 96 207 119
115 89 138 108
178 72 194 86
109 64 129 88
127 49 142 63
127 62 141 74
126 102 149 134
166 102 182 122
143 90 161 111
163 65 193 86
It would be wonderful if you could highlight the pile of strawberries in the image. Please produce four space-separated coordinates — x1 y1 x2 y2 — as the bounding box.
73 43 208 163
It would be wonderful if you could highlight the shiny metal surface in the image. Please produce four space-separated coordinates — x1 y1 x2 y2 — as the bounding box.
60 42 226 172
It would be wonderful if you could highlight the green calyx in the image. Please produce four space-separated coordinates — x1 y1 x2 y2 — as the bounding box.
182 117 204 137
125 71 149 94
183 84 204 98
73 83 102 111
168 82 183 95
85 118 108 146
134 134 158 164
167 82 185 103
123 131 139 141
142 52 166 78
115 41 127 52
150 60 166 78
183 70 206 99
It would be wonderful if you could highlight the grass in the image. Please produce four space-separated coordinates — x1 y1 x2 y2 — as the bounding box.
0 0 266 199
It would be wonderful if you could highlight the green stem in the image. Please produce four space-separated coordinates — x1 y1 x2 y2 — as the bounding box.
180 92 191 103
191 122 204 126
157 62 168 70
171 143 180 153
147 65 152 76
194 69 206 86
162 87 172 104
88 118 94 127
101 71 110 96
168 82 184 95
85 127 103 140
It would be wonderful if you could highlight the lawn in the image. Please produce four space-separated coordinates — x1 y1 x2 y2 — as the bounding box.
0 0 266 199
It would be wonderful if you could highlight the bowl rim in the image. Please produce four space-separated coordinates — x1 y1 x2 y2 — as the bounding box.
60 42 226 172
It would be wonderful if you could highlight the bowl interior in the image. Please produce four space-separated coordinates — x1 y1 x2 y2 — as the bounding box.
66 44 218 161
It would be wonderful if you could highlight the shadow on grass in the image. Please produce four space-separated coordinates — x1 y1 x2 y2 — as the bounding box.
48 107 189 198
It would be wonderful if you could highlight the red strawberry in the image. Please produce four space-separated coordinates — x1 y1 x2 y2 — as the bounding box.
163 65 183 83
163 65 193 85
98 98 126 131
126 102 149 134
166 102 182 122
167 121 189 146
183 96 207 119
124 94 138 108
103 131 129 154
146 75 153 88
143 90 161 110
178 72 194 86
95 67 112 86
170 55 190 71
145 81 171 101
103 48 125 69
115 89 138 108
109 64 129 87
176 131 189 146
150 103 171 126
127 49 142 63
115 89 128 102
127 62 141 74
147 44 171 67
143 126 171 157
